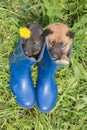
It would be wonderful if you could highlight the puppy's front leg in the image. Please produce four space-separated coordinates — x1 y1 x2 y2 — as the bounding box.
55 54 69 64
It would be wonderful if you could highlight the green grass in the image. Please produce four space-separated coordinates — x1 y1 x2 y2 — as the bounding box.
0 0 87 130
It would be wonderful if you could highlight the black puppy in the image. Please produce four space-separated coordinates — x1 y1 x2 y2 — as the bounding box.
22 23 44 60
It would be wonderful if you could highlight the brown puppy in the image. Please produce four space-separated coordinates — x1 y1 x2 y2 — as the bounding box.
22 23 44 60
43 23 74 64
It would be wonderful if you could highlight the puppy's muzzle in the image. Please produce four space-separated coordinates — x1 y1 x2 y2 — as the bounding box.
50 48 62 60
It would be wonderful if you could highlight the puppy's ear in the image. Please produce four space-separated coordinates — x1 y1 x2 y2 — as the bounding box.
43 29 53 37
43 29 53 42
26 23 31 28
26 23 36 29
66 31 74 39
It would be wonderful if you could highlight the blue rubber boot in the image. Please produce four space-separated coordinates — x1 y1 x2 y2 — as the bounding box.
9 38 45 108
36 44 71 113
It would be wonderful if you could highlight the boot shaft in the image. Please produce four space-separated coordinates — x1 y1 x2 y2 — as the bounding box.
9 38 45 72
38 45 62 79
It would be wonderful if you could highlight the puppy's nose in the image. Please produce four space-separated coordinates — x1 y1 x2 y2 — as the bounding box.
53 54 58 58
56 49 62 59
53 53 61 60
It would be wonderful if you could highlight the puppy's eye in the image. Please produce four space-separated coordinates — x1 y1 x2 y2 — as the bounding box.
61 44 66 48
33 42 37 47
49 40 54 46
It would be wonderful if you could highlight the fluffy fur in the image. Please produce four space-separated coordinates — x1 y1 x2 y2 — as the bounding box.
43 23 74 64
22 23 44 60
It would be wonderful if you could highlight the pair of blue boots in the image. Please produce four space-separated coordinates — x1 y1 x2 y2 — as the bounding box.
9 34 71 113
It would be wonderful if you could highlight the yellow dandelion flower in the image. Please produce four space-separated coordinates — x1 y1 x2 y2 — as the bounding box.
19 27 31 39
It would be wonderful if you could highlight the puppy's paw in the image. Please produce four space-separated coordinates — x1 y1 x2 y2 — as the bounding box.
30 57 36 61
55 59 69 64
25 51 29 56
60 59 69 64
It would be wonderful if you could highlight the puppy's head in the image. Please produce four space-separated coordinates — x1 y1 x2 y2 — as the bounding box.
43 23 74 60
22 23 44 58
